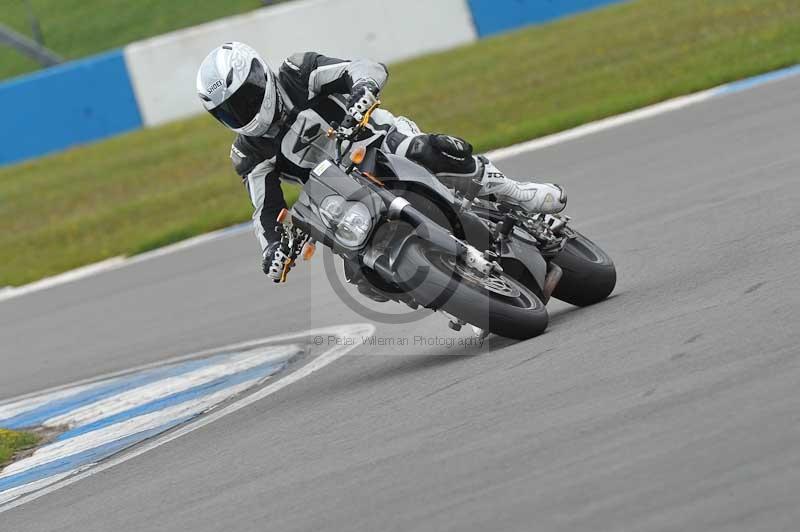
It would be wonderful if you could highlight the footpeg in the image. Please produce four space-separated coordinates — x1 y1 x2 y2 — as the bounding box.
443 311 466 331
471 326 490 341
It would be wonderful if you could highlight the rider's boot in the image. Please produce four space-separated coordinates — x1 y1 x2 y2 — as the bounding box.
475 157 567 214
395 131 567 215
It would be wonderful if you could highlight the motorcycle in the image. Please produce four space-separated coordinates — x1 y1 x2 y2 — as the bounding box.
272 100 616 340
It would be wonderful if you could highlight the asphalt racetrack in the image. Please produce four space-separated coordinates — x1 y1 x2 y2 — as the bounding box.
2 74 800 531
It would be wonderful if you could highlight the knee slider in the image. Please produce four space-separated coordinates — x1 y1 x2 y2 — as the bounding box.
407 134 476 176
431 134 473 163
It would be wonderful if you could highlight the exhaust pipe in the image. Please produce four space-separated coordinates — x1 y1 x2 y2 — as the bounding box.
542 263 563 304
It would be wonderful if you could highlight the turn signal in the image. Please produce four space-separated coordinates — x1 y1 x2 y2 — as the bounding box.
277 208 290 223
302 241 316 261
351 146 366 165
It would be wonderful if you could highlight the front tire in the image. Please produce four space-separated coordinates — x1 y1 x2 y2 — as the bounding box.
393 241 549 340
551 231 616 307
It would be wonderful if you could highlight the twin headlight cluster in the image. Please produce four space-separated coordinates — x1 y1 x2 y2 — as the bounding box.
319 196 373 247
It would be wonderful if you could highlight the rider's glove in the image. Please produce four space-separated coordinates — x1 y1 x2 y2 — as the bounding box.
346 79 380 125
349 78 380 103
262 240 291 283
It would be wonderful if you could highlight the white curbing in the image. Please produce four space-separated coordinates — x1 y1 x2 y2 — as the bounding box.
0 323 375 511
41 347 294 429
0 380 120 421
0 384 256 479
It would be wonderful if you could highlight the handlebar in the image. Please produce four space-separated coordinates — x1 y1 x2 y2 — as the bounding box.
328 99 381 165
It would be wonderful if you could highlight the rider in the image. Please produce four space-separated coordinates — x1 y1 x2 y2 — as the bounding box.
196 42 567 282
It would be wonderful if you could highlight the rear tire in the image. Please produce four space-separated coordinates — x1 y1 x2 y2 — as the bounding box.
551 231 616 307
393 241 549 340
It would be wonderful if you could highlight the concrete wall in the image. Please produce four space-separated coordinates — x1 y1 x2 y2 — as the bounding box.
124 0 477 127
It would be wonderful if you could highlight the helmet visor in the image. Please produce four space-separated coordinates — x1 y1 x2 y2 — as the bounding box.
210 59 267 129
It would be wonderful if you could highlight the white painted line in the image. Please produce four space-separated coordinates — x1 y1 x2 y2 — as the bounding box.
0 323 375 513
0 223 249 305
485 89 717 161
0 257 125 303
122 222 250 266
487 64 800 161
3 63 799 303
0 473 76 507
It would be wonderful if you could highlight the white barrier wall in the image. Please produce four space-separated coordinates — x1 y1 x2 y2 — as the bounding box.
124 0 477 127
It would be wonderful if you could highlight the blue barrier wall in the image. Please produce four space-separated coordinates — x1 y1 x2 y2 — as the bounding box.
0 50 142 166
467 0 623 37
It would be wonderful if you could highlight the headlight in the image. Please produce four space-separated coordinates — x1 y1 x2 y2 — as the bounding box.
336 202 372 248
319 196 346 227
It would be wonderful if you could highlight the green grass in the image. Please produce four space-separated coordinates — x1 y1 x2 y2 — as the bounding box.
0 429 39 467
0 0 266 80
2 0 800 286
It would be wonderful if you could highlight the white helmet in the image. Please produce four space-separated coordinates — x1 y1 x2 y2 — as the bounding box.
196 42 279 137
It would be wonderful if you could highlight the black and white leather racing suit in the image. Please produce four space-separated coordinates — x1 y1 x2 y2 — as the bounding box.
230 52 486 261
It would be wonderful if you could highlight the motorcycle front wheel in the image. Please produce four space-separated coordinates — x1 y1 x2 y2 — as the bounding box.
393 241 549 340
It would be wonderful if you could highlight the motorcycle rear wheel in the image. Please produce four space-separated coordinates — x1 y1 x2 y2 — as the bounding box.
551 231 616 307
